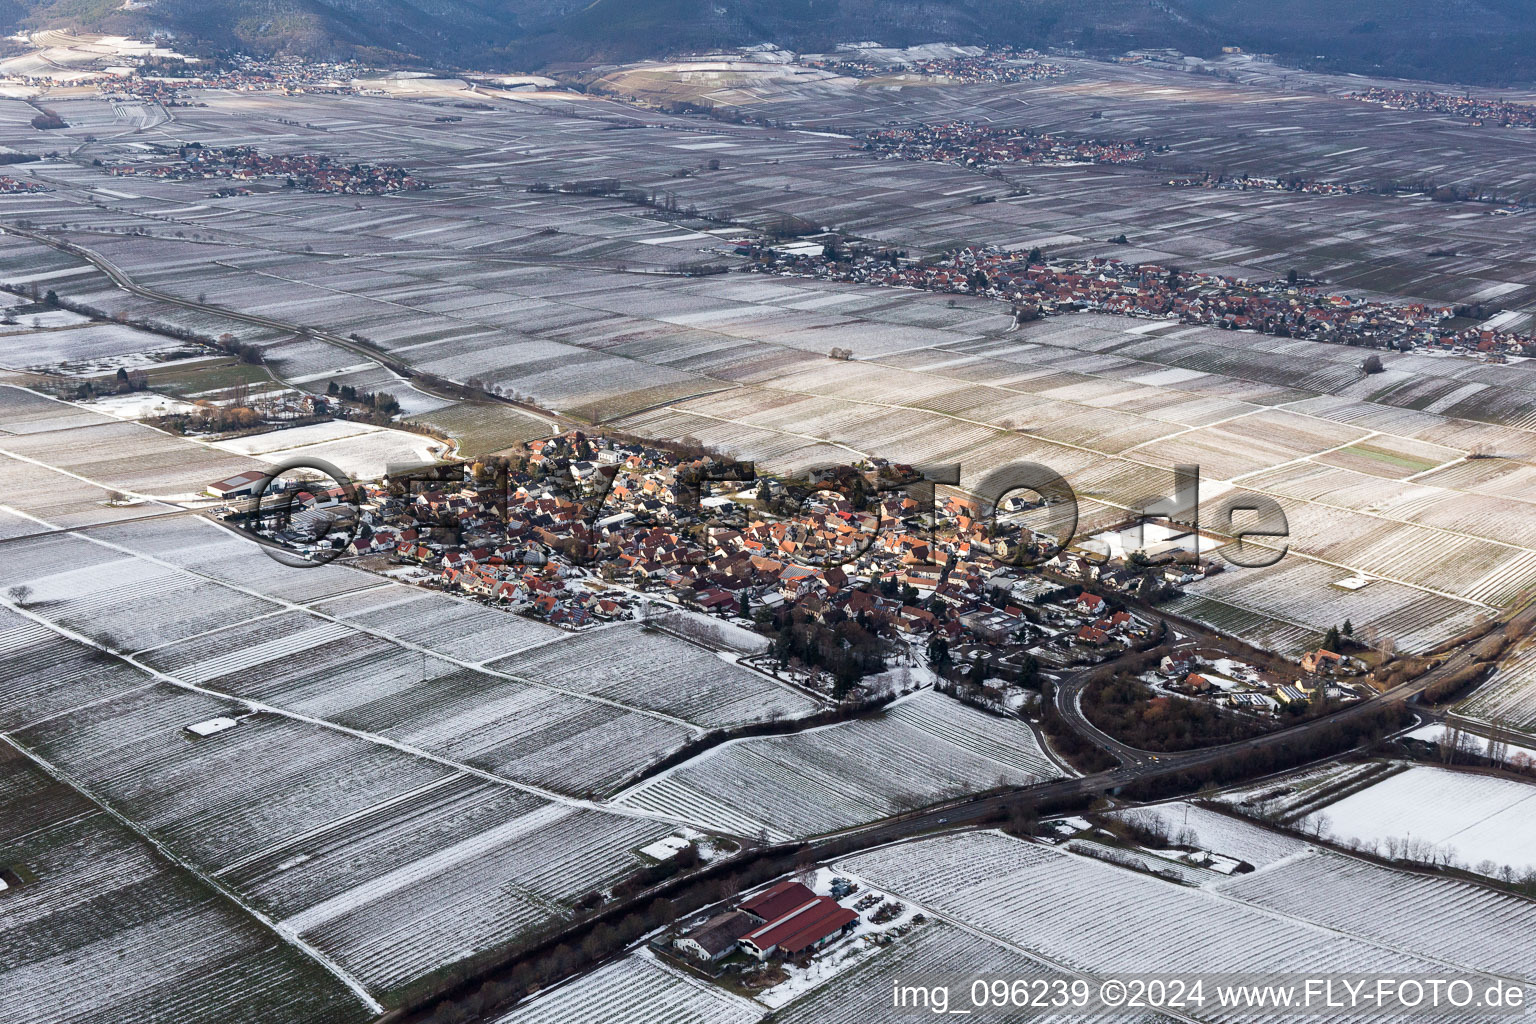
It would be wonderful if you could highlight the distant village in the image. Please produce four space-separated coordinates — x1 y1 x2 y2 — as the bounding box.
2 54 377 107
107 144 427 195
743 245 1536 359
1351 87 1536 128
805 48 1066 84
0 174 48 194
860 121 1150 169
1166 172 1361 197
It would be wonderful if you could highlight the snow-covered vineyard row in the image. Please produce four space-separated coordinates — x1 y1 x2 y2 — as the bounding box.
314 583 562 664
283 802 674 994
0 746 373 1024
489 623 822 729
1110 801 1310 873
493 950 762 1024
1169 554 1492 656
616 690 1057 839
136 607 692 797
842 831 1536 1023
0 388 251 499
0 536 277 652
94 515 387 606
0 450 166 532
0 514 820 797
0 611 151 733
1220 850 1536 981
1 615 679 1006
775 920 1172 1024
1457 638 1536 734
1215 761 1395 822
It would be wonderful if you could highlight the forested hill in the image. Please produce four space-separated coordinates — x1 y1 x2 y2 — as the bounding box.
7 0 1536 86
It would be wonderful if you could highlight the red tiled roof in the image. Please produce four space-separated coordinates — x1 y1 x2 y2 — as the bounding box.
776 904 858 956
742 895 854 955
740 880 814 922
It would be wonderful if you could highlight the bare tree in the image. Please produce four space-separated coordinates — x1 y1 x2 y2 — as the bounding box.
6 584 32 607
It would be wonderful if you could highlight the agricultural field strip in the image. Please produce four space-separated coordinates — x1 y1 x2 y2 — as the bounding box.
754 352 1519 544
127 604 296 658
1 672 161 737
15 507 708 734
0 545 704 828
843 832 1536 1010
492 949 764 1024
0 424 197 504
0 730 384 1014
831 852 1207 1021
1455 640 1536 738
0 231 439 417
613 689 1055 839
1217 850 1536 983
209 773 466 880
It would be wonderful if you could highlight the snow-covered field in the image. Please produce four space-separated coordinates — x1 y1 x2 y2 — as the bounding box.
212 420 448 479
1407 722 1536 765
0 320 197 371
493 950 761 1024
0 385 253 500
1109 802 1310 874
777 920 1157 1024
1456 639 1536 736
1220 849 1536 981
0 517 713 1003
840 830 1536 1021
490 623 821 730
615 689 1057 839
1295 765 1536 877
0 752 374 1024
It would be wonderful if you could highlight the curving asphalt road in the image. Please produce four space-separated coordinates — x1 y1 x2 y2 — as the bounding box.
817 597 1536 855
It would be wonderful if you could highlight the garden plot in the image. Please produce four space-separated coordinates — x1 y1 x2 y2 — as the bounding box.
489 623 821 729
1293 765 1536 878
493 949 762 1024
615 691 1057 839
1220 849 1536 982
0 747 374 1024
840 831 1524 1021
1456 639 1536 735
